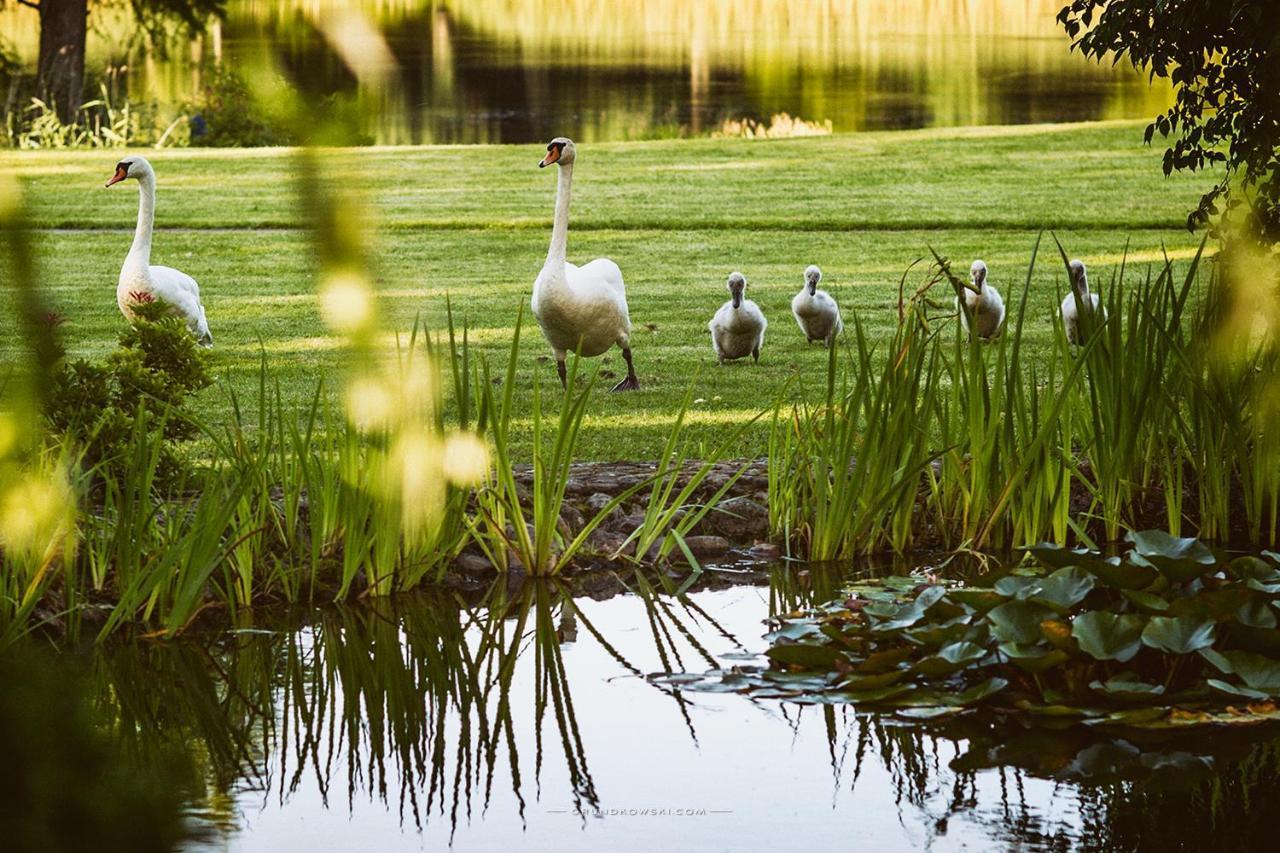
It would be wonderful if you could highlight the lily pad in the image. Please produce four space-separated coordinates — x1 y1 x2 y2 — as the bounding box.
1029 543 1156 589
1230 556 1280 583
767 643 848 669
1126 530 1217 583
1236 599 1278 629
1072 612 1145 662
988 601 1055 645
1140 615 1215 655
952 677 1008 705
1030 567 1096 612
1121 590 1170 614
1200 649 1280 693
840 669 908 691
902 614 972 647
1090 676 1167 701
999 643 1069 673
870 602 927 632
947 589 1005 613
994 575 1043 599
1206 679 1272 702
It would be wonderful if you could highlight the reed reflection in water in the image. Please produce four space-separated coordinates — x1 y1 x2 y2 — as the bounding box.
71 569 1280 850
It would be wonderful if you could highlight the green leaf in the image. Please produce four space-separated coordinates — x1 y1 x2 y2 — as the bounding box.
1206 679 1271 702
870 603 926 632
766 643 847 669
1122 590 1170 613
915 584 947 611
911 641 987 676
999 643 1069 673
993 575 1042 599
1236 599 1278 629
855 645 914 674
766 621 826 643
1029 543 1155 589
1140 615 1215 655
902 614 971 647
948 588 1004 613
1072 612 1146 662
836 684 914 704
840 669 907 691
1126 530 1217 583
951 677 1008 705
1089 676 1167 701
1230 556 1280 583
1246 578 1280 595
988 601 1055 645
1199 649 1280 693
1030 567 1095 612
1167 587 1254 621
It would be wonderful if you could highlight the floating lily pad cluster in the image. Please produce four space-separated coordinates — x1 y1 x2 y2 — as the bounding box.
655 532 1280 727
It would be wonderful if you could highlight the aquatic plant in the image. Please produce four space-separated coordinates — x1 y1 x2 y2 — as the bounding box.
656 533 1280 727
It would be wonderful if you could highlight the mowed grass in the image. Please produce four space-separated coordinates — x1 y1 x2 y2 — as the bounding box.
2 121 1210 459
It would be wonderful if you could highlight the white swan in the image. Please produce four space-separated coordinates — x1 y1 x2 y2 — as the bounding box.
533 137 638 390
709 272 767 364
106 155 212 347
1060 259 1105 345
791 265 842 347
956 259 1005 340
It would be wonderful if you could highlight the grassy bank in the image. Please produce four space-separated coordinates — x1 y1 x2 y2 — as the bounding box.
2 121 1208 458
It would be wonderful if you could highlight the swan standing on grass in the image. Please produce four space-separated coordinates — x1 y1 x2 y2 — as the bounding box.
709 272 767 364
956 259 1005 340
792 264 842 347
532 137 639 391
106 156 212 347
1061 259 1105 345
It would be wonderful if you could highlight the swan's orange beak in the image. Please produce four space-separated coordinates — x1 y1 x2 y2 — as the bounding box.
105 164 128 187
539 146 561 169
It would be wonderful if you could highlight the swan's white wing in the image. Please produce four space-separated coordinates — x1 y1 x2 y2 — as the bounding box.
578 258 626 299
150 265 212 343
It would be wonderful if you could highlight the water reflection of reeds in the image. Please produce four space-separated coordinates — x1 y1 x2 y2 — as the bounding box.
73 573 1280 848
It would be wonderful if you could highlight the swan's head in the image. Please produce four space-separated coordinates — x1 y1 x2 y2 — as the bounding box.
1069 259 1088 289
105 155 152 187
804 264 822 296
970 260 988 289
726 272 746 309
539 137 576 169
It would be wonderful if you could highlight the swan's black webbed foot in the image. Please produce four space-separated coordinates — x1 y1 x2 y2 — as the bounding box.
610 346 640 391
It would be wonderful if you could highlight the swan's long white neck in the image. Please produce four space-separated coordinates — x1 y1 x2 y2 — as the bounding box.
1071 272 1091 305
124 173 156 276
544 161 573 277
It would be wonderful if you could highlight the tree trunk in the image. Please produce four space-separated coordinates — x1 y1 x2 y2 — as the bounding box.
35 0 88 123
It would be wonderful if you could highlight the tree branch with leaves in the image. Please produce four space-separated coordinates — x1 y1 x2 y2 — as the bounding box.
1059 1 1280 243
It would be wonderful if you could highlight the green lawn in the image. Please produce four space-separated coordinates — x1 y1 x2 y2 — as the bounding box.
2 121 1210 459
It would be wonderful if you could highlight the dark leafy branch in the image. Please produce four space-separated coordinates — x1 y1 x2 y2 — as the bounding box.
1058 1 1280 242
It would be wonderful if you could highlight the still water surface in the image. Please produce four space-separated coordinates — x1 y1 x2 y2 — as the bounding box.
83 566 1280 851
0 0 1174 144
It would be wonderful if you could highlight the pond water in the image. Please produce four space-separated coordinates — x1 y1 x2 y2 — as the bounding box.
0 0 1174 145
71 564 1279 851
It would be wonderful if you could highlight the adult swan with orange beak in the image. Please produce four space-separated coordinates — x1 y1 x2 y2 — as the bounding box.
531 137 639 390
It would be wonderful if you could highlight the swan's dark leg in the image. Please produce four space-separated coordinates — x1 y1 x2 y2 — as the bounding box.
752 345 760 363
611 346 640 391
556 357 567 389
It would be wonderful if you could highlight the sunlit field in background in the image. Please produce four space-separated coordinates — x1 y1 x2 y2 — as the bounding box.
2 121 1205 458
